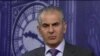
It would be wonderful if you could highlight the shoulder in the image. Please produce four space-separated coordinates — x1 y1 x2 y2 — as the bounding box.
65 43 94 56
22 47 44 56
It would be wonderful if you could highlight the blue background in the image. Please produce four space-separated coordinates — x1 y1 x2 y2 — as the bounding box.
0 1 100 56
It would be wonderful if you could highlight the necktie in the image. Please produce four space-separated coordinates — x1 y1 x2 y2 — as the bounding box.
49 49 59 56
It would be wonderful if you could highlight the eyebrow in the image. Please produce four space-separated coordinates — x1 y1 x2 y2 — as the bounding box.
52 22 60 26
42 22 60 26
42 23 49 27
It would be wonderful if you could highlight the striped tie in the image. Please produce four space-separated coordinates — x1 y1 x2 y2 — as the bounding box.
49 49 59 56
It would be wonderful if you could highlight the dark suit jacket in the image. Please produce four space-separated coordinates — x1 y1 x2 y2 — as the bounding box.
23 43 93 56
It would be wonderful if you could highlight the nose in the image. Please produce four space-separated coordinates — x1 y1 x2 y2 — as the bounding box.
48 25 54 34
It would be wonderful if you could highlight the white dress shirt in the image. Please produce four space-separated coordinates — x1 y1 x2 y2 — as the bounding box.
45 39 65 56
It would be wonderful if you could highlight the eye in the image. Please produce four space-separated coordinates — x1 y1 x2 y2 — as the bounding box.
42 23 49 28
52 22 60 26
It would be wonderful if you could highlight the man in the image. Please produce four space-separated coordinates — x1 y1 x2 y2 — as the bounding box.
23 6 93 56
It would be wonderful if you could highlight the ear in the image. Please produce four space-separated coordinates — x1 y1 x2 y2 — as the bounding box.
63 22 67 33
37 25 41 34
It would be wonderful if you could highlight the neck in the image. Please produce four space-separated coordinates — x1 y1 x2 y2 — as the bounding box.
48 43 59 48
47 40 63 48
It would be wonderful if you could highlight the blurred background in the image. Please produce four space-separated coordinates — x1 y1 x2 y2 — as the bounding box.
0 0 100 56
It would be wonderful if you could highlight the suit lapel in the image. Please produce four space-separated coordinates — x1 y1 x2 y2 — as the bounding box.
63 43 75 56
36 43 76 56
36 47 45 56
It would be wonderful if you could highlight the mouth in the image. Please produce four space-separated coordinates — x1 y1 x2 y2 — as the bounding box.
49 36 56 40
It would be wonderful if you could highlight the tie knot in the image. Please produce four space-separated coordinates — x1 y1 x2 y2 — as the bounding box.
49 49 59 56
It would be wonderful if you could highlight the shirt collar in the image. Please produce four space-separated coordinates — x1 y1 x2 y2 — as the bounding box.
45 39 65 54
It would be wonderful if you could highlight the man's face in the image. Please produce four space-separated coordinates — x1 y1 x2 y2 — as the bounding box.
38 11 66 47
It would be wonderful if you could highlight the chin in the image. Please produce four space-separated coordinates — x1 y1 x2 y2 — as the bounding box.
48 41 58 45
